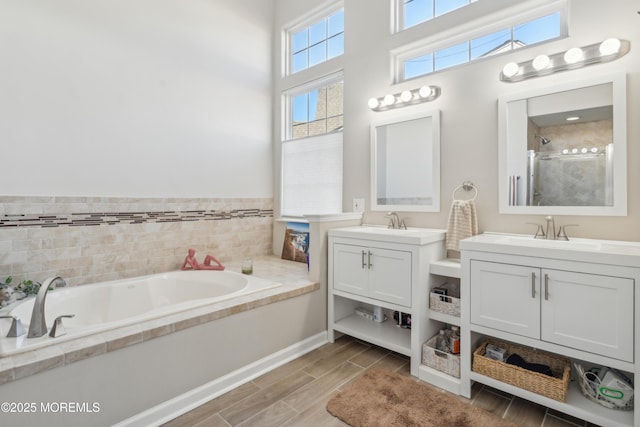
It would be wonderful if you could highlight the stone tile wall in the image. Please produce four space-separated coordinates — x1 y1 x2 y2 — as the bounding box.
0 196 273 286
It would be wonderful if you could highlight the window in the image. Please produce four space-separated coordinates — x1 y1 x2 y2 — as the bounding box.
289 8 344 74
281 4 344 217
281 132 343 217
288 79 343 140
399 0 478 31
399 11 563 81
281 74 343 217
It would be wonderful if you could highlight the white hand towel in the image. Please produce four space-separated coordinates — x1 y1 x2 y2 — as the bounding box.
445 200 478 251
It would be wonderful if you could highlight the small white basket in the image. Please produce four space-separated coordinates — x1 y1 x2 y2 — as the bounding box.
574 363 634 411
422 334 460 378
429 282 460 317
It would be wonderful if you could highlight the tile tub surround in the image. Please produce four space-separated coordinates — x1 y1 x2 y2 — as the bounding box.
0 256 317 386
0 196 273 286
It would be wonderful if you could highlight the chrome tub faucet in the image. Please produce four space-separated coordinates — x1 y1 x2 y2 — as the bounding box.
27 276 67 338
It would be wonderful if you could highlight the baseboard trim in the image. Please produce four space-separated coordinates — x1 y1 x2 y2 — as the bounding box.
114 331 328 427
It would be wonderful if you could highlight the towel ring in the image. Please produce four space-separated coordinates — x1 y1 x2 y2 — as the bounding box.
452 181 478 201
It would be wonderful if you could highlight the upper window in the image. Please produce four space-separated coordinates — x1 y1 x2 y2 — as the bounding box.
288 8 344 75
285 75 343 141
398 11 564 81
399 0 478 31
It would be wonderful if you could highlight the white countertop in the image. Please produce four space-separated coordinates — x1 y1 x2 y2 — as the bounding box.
329 225 446 245
460 233 640 267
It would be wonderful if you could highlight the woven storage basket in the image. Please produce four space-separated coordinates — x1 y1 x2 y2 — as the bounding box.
422 334 460 378
429 282 460 316
472 339 571 402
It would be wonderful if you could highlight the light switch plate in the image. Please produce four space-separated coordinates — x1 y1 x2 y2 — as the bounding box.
353 198 365 212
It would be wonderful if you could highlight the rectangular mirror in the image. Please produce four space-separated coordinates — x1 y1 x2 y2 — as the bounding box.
498 73 627 216
371 110 441 212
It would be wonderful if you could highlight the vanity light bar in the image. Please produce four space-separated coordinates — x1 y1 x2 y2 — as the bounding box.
368 85 441 112
500 38 630 83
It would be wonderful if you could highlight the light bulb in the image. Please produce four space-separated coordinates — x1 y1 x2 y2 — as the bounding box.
564 47 584 64
400 90 413 102
581 148 588 153
383 94 396 106
599 38 621 56
532 54 550 71
566 116 580 121
562 149 569 154
572 148 578 154
368 97 380 109
591 147 598 153
502 62 519 78
418 86 433 98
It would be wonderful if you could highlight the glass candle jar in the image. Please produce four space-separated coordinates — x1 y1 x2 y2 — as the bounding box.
242 259 253 275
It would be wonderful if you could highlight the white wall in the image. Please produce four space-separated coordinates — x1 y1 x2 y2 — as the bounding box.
274 0 640 241
1 0 274 198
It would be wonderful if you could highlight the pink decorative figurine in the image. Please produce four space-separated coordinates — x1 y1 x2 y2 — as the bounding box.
181 248 225 271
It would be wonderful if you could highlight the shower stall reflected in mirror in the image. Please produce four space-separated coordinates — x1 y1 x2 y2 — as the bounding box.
527 144 613 207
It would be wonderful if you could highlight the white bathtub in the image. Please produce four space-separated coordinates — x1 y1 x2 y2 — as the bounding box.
0 270 281 356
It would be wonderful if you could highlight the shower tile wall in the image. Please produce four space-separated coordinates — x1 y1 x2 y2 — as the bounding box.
527 119 613 206
0 196 273 286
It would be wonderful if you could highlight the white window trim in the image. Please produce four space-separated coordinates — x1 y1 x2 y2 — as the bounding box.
393 0 479 33
392 0 568 83
282 0 344 78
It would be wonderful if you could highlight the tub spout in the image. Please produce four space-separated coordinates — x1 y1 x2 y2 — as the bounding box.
27 276 67 338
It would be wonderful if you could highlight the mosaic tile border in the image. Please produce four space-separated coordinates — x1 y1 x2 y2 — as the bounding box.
0 209 273 228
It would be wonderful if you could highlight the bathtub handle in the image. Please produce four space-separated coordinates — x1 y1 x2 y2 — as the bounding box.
49 314 75 338
0 315 26 338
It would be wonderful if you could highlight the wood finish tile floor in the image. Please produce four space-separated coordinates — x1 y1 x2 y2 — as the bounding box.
163 336 601 427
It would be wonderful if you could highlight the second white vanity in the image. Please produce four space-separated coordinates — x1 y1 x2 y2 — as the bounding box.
460 233 640 427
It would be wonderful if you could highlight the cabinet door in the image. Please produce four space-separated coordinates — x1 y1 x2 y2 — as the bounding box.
470 260 540 338
541 269 634 362
369 247 412 307
333 243 369 296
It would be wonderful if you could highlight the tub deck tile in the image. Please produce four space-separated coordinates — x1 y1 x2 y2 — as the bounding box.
58 334 107 365
11 345 64 380
0 355 14 385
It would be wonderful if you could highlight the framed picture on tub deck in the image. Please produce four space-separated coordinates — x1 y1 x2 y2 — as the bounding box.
281 222 309 265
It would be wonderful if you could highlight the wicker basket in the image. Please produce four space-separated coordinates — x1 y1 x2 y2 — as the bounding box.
472 339 571 402
429 282 460 317
422 334 460 378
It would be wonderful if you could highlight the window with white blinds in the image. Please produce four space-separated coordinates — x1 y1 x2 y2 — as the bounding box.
281 131 342 217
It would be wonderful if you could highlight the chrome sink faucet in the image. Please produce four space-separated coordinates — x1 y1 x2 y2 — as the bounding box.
27 276 67 338
385 212 407 229
545 216 556 240
529 217 578 240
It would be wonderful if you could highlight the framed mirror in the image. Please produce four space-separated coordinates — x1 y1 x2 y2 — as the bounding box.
371 110 440 212
498 73 627 216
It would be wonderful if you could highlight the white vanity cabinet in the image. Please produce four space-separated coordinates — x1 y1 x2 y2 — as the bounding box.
470 260 634 362
333 243 412 307
461 233 640 427
328 226 446 376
